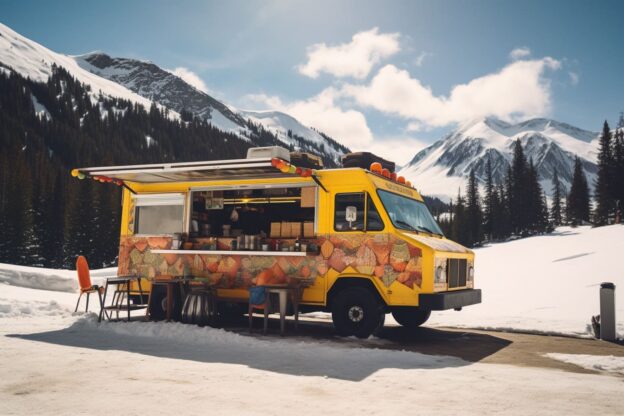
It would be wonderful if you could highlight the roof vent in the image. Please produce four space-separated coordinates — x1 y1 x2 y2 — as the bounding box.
246 146 291 161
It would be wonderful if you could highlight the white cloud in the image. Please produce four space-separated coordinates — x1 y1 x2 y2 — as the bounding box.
406 121 423 132
569 71 580 86
245 90 426 165
297 27 400 79
168 67 209 93
413 51 430 67
363 136 428 166
510 47 531 60
244 88 374 149
343 56 561 128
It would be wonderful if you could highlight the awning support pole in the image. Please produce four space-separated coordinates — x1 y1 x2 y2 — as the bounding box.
121 182 137 195
311 175 328 193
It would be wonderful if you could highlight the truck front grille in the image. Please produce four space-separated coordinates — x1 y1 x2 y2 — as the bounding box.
447 258 467 288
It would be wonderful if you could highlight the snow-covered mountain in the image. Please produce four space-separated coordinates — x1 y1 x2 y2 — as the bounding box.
399 117 599 200
73 52 248 134
239 110 347 159
72 52 348 164
0 22 162 113
0 23 348 165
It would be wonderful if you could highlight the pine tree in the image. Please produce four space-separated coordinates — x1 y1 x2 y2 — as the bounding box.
452 189 467 245
500 182 513 239
613 129 624 222
567 156 591 225
509 140 528 234
0 67 267 267
550 168 563 226
483 157 495 240
540 191 552 232
594 120 615 225
526 158 545 233
465 169 483 247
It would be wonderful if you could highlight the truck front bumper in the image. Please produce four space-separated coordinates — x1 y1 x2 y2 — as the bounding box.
419 289 482 310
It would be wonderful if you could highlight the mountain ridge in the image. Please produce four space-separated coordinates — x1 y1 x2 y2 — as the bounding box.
73 51 348 164
0 22 348 166
400 117 599 200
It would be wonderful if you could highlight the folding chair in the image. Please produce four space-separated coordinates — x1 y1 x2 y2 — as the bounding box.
74 256 105 314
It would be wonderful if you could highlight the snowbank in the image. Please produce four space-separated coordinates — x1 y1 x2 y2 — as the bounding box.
0 298 67 318
545 353 624 376
0 284 79 319
427 225 624 338
0 263 116 293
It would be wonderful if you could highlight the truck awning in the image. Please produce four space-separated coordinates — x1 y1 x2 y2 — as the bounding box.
76 158 299 183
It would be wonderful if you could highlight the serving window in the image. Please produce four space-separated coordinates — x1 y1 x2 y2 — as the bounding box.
133 193 185 235
189 185 317 240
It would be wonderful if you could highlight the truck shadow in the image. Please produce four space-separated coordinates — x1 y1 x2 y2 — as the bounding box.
8 317 511 382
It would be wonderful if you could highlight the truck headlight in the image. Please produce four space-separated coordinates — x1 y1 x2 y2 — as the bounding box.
468 266 474 280
436 266 447 283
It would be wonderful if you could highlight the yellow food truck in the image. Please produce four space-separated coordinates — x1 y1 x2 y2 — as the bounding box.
73 146 481 338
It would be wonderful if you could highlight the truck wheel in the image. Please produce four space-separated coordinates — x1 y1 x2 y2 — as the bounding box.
391 307 431 329
331 287 385 338
148 285 181 321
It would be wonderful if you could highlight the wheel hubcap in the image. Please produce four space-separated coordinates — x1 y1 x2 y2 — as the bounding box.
348 306 364 322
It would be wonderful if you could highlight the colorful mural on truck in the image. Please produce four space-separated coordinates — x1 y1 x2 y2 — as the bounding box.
118 233 423 290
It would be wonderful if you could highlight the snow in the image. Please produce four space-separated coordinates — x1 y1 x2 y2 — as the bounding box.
425 225 624 338
2 226 624 414
457 118 597 159
208 108 251 141
0 287 622 415
0 23 175 118
240 109 344 161
1 284 624 415
145 134 156 148
30 93 51 120
545 353 624 376
400 151 467 200
0 262 116 293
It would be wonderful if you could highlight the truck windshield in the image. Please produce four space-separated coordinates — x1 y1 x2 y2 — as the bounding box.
377 190 444 236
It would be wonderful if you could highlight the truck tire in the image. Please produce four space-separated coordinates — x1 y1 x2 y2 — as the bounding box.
331 287 385 338
391 307 431 329
148 285 182 321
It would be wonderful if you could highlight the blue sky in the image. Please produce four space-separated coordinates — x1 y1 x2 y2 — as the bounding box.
2 0 623 164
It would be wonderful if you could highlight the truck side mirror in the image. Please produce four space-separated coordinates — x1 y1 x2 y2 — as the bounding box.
345 206 357 222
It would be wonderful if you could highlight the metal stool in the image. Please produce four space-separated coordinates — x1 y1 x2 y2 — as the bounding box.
181 287 215 326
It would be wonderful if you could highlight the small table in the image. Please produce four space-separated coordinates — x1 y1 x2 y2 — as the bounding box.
98 275 147 322
149 276 198 321
264 285 304 336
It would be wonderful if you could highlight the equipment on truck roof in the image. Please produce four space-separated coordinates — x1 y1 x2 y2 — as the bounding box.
246 146 291 161
289 152 323 169
341 152 395 172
